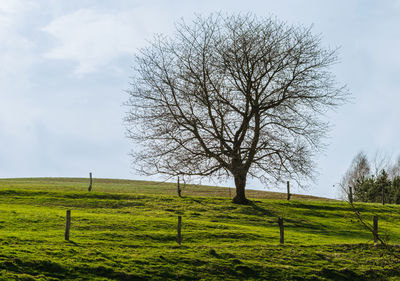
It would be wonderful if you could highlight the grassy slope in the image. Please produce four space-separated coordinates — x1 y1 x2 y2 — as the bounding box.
0 178 399 280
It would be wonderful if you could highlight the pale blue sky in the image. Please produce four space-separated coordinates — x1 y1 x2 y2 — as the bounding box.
1 0 399 198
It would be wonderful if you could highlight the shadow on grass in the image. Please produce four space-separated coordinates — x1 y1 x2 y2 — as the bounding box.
65 240 79 246
317 267 375 281
238 201 277 218
0 257 147 280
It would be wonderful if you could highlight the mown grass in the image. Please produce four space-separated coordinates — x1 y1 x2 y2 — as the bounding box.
0 177 399 280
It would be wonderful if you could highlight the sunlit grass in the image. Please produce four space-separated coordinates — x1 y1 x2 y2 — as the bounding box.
0 178 399 280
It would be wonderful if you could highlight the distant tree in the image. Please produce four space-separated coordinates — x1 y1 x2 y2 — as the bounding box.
371 151 391 178
353 177 374 202
341 152 400 204
388 156 400 180
125 14 348 204
391 176 400 204
340 152 370 202
372 169 391 204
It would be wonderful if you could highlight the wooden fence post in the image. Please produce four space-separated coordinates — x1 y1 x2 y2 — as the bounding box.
382 188 385 205
88 172 93 192
373 216 378 244
349 185 353 204
278 217 284 244
177 176 182 197
287 181 291 201
65 210 71 241
177 216 182 245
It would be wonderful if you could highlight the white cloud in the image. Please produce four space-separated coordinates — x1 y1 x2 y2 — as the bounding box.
42 8 167 75
0 0 37 77
0 0 34 19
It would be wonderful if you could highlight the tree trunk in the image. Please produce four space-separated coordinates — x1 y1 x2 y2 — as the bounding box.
233 173 249 204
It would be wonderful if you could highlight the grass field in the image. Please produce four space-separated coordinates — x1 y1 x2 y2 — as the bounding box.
0 177 399 280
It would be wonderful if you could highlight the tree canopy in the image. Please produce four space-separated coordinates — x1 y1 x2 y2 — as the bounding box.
341 152 400 204
125 14 348 204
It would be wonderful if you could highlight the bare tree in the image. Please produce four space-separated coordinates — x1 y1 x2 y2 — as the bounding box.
372 150 391 178
340 152 370 202
388 155 400 180
125 14 348 204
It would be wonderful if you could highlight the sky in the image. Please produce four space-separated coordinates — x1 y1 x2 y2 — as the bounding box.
1 0 399 199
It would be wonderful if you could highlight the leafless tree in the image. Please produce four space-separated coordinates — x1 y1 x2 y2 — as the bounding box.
372 150 391 178
125 14 348 204
388 155 400 180
340 151 370 202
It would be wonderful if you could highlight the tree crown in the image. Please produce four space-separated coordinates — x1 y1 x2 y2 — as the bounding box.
126 13 348 186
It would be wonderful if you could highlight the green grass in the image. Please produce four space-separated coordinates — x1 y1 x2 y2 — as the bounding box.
0 177 399 280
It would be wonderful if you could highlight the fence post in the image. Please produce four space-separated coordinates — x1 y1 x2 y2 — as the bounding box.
177 177 181 197
382 188 385 205
278 217 284 244
65 210 71 241
349 185 353 204
287 181 291 201
373 216 378 244
88 172 93 192
177 216 182 245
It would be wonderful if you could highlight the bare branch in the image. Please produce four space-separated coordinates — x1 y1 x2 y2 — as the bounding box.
125 13 349 203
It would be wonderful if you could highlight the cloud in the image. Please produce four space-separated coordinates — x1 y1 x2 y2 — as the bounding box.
0 0 35 19
42 8 164 75
0 0 37 77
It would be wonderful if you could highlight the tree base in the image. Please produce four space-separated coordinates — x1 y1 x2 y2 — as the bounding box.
232 196 251 205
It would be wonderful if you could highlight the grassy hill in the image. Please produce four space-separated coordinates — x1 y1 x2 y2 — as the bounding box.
0 177 329 200
0 177 399 280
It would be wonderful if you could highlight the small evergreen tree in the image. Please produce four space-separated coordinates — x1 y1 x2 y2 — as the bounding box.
354 177 374 202
373 170 391 203
341 153 400 204
391 176 400 204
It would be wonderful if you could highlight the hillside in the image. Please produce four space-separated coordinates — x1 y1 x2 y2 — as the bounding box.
0 178 399 280
0 177 330 200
